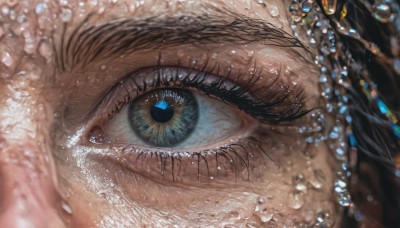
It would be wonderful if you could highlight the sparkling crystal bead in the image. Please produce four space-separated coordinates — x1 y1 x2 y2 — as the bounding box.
289 2 302 23
301 0 314 15
340 3 347 21
322 0 337 15
372 3 393 23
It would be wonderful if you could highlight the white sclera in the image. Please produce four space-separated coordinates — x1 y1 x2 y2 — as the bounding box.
104 92 242 149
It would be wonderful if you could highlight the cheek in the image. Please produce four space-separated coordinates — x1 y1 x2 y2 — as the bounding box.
186 143 338 227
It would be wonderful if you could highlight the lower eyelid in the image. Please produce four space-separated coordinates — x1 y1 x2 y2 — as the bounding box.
86 136 265 187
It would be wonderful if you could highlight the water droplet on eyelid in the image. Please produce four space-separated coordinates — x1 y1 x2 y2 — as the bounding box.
100 65 107 70
287 191 304 209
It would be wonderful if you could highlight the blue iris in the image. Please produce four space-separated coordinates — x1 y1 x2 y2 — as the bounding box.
129 89 198 147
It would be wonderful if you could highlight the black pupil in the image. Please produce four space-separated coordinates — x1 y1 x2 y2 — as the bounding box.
150 100 174 123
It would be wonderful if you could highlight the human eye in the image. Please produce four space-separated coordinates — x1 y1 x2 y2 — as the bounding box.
78 57 310 185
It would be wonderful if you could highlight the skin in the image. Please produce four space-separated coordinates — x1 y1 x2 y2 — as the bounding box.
0 0 343 227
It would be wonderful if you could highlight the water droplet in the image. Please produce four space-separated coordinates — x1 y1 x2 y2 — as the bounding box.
255 0 266 6
293 174 308 193
322 0 337 15
372 3 393 23
59 0 69 6
1 5 10 15
100 65 107 70
35 3 47 15
268 5 280 18
287 191 304 209
60 7 73 22
289 2 302 23
38 41 53 63
61 201 72 215
255 208 273 223
1 51 14 67
89 0 98 6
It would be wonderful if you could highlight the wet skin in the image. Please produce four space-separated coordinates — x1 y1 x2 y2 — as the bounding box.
0 0 342 227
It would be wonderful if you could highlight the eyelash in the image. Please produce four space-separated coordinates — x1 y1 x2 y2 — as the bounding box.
88 59 309 183
103 61 309 124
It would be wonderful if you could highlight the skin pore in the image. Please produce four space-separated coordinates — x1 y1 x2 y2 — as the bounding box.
0 0 343 227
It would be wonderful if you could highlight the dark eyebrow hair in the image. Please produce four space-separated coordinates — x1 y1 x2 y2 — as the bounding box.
57 11 312 71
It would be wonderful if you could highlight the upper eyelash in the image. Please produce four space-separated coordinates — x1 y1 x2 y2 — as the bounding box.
104 60 310 124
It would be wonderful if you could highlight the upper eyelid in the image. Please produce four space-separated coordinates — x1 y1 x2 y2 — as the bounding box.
82 65 309 126
56 10 313 72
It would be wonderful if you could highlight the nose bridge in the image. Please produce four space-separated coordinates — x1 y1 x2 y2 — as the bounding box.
0 84 65 227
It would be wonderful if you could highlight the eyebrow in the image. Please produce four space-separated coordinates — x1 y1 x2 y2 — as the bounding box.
57 11 312 71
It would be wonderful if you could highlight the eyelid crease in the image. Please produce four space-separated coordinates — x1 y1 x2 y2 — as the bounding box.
58 9 313 71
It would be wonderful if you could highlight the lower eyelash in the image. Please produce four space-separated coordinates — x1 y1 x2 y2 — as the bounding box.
106 136 269 184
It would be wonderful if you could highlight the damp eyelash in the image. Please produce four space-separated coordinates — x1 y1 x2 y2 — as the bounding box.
115 135 266 182
104 60 310 125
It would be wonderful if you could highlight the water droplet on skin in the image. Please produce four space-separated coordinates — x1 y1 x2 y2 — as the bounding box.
255 0 266 6
255 208 273 223
287 191 304 209
61 201 72 215
89 0 98 6
35 3 47 15
100 65 107 70
309 169 325 190
38 41 53 63
60 7 73 22
257 196 266 204
1 5 10 15
293 174 308 193
268 5 280 18
1 51 14 67
59 0 69 6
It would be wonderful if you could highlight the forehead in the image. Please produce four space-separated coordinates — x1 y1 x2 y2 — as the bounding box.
0 0 292 39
